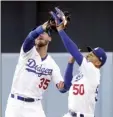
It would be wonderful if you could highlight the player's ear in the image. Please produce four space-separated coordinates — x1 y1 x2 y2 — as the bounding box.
96 60 101 67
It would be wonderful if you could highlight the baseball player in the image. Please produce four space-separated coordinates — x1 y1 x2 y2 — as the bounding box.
4 19 70 117
49 7 107 117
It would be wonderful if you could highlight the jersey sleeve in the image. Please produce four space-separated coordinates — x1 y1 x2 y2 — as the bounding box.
51 62 64 85
19 25 44 58
19 45 35 59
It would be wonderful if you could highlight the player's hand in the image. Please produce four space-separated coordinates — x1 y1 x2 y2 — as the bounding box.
42 21 49 30
42 21 54 35
49 7 68 31
68 56 75 64
56 81 64 89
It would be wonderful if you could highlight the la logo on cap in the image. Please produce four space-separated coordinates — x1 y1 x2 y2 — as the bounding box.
100 57 102 60
94 47 99 50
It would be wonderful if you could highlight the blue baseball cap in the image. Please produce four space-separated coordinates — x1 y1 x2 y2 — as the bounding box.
87 46 107 66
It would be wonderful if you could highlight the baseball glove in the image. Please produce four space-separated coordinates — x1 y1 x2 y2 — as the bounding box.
45 7 71 35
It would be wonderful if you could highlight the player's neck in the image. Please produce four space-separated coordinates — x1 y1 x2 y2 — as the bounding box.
36 45 48 58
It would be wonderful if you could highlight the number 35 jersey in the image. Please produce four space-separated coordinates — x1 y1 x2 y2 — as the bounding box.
10 46 63 99
68 58 100 114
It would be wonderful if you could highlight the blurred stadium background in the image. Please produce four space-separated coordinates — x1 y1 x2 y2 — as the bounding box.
1 1 113 117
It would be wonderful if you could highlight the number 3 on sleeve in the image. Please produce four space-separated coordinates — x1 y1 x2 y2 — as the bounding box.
95 85 99 102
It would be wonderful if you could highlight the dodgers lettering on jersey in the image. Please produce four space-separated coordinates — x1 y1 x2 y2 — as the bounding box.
10 46 63 99
26 58 53 77
68 58 100 115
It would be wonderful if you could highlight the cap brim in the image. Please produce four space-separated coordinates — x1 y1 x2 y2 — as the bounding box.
87 46 93 52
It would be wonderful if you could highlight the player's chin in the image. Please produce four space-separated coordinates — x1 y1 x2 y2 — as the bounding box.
37 41 48 47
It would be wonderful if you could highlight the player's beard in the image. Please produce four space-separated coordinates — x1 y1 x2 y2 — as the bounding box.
37 40 49 47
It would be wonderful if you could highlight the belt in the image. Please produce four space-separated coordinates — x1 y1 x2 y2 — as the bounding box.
69 110 84 117
11 94 40 102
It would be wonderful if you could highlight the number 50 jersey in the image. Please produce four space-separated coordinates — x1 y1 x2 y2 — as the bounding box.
68 58 100 115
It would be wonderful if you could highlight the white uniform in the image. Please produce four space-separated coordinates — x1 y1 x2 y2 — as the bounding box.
5 46 63 117
63 58 100 117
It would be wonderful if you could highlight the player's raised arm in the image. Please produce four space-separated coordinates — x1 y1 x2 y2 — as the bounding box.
51 58 73 93
23 22 48 53
58 30 83 66
49 9 83 66
60 56 75 93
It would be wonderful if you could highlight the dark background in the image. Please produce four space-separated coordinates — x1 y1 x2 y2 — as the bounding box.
1 1 113 53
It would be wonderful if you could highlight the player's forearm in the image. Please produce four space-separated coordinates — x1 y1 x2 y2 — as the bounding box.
59 63 74 93
64 63 74 89
58 30 83 65
23 25 44 52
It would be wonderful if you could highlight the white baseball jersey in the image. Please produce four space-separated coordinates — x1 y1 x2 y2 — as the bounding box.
10 46 63 99
68 57 100 115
